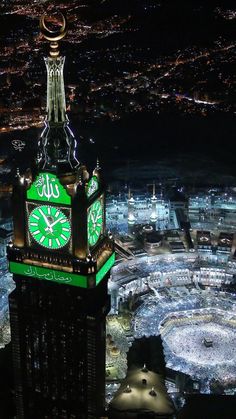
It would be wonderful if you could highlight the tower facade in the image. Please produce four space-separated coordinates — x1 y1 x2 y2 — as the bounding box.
7 16 114 419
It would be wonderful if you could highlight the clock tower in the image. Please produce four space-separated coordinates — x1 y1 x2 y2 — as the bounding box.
7 15 114 419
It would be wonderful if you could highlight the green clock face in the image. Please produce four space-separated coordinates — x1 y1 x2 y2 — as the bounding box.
28 205 71 249
88 199 103 247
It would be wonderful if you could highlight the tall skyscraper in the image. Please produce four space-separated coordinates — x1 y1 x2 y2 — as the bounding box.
7 15 114 419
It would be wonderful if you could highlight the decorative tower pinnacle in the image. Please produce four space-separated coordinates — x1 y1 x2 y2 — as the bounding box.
152 182 156 199
38 14 79 172
128 187 136 226
40 14 67 58
128 186 131 200
93 157 101 177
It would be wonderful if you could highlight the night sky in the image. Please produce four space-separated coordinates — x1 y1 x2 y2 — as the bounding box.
0 0 235 183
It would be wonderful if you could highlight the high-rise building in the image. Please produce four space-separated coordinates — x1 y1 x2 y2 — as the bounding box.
7 15 114 419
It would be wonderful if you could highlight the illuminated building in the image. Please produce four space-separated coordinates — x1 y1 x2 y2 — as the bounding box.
0 227 12 257
109 366 174 418
7 15 114 419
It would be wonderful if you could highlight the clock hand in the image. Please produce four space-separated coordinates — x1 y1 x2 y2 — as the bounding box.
46 217 64 231
39 210 51 228
94 213 101 224
91 212 95 223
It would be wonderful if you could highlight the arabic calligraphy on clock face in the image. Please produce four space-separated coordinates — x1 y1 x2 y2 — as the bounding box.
28 205 71 249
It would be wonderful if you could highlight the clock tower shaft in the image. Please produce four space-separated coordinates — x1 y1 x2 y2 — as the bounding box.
9 274 110 419
8 14 114 419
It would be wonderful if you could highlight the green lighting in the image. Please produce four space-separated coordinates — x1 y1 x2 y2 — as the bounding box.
88 199 103 247
27 172 71 205
9 252 115 288
96 252 115 285
9 262 87 287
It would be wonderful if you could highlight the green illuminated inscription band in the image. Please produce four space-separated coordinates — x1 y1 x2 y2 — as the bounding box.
27 172 71 205
88 199 103 247
28 205 71 249
9 253 115 288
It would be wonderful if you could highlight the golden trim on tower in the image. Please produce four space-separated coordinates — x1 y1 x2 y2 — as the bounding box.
40 13 67 57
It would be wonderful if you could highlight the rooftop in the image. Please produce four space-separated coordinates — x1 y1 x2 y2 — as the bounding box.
109 366 174 418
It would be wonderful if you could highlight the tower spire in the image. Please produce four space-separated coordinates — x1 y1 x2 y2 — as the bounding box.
128 187 136 226
152 181 156 198
93 157 101 177
38 14 79 172
40 14 67 57
45 55 67 123
150 181 158 223
40 14 68 124
128 186 131 200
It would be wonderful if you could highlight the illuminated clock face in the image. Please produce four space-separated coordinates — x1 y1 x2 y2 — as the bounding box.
28 205 71 249
88 199 103 247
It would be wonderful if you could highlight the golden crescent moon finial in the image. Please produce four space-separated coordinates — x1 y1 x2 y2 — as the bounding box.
40 14 67 57
39 13 67 58
40 13 67 42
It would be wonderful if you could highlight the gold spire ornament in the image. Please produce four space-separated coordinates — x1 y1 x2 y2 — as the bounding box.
38 13 79 170
40 13 67 57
